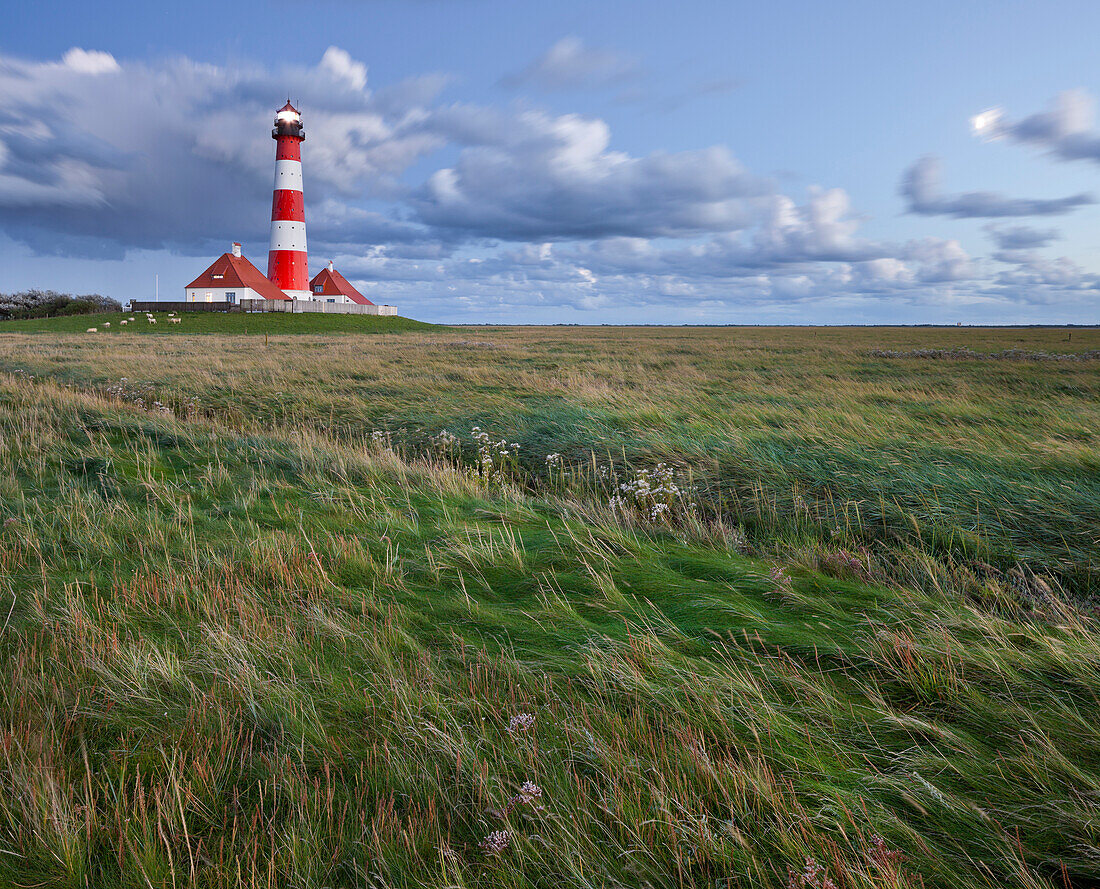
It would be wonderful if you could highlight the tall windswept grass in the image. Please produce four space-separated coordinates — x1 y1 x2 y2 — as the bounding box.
0 324 1096 887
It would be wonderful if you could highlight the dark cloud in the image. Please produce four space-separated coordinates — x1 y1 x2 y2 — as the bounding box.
901 155 1093 218
979 221 1098 298
985 224 1061 251
0 48 451 257
973 90 1100 165
992 250 1100 291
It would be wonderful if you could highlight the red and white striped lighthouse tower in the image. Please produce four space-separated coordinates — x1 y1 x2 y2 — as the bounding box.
267 100 310 298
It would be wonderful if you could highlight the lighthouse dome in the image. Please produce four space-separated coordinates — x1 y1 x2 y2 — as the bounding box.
272 100 304 140
276 100 300 123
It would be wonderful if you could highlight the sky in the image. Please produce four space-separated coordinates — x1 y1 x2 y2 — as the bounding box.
2 0 1100 324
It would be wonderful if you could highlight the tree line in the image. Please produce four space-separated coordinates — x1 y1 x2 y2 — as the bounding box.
0 290 122 321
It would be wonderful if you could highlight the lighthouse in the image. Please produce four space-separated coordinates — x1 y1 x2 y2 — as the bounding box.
267 100 310 299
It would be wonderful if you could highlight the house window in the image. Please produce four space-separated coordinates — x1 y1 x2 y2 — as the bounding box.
226 292 237 304
314 285 323 293
205 292 213 302
212 274 223 280
327 298 335 303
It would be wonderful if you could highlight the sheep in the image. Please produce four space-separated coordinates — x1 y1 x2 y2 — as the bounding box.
128 317 135 322
86 328 98 333
169 317 182 324
103 322 110 328
120 320 128 325
147 317 157 324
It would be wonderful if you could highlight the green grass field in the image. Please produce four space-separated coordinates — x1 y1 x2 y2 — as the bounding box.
1 310 434 335
0 320 1097 888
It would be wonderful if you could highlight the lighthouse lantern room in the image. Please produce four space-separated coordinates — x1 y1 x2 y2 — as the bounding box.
267 101 310 299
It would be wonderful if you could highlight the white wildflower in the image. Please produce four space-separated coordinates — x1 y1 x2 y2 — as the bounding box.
508 712 536 734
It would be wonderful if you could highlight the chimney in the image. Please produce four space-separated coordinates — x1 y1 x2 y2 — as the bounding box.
232 242 242 258
328 260 334 272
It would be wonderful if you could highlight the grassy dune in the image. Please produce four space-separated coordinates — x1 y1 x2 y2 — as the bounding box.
0 325 1098 887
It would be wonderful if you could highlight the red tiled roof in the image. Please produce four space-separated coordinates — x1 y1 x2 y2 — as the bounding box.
308 266 374 304
185 253 290 301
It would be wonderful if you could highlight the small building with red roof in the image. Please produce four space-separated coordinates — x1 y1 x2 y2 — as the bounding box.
308 261 374 305
184 243 290 304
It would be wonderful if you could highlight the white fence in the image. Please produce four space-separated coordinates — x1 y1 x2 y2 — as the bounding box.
287 300 397 315
241 299 397 315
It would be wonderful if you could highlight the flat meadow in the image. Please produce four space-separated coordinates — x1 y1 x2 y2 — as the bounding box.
0 317 1097 888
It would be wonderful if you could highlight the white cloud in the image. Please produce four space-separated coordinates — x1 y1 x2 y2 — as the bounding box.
752 187 882 262
856 258 913 284
414 109 770 239
902 237 974 283
318 46 368 92
970 108 1004 141
501 37 639 91
61 48 120 75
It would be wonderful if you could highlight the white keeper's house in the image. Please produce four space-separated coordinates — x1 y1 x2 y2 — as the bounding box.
184 243 290 304
309 261 375 305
